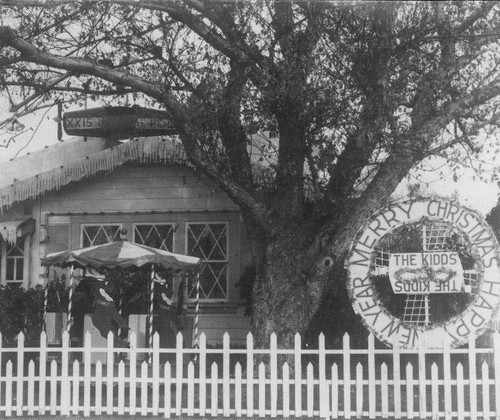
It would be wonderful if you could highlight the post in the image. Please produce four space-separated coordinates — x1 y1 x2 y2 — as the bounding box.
192 271 200 360
149 264 155 359
43 266 49 332
117 285 124 337
66 264 75 333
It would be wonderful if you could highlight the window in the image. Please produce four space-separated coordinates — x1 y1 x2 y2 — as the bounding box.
6 240 24 285
133 224 174 251
186 223 228 300
81 224 121 247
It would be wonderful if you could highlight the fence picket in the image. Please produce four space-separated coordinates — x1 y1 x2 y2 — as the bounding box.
393 337 401 420
16 332 24 417
331 363 339 419
494 332 500 420
483 362 491 420
176 332 183 417
319 333 328 419
95 361 103 415
187 361 195 416
418 335 427 419
199 333 207 417
307 362 314 417
27 360 35 415
72 359 80 415
106 332 114 416
294 333 302 418
470 335 478 420
224 332 231 417
368 333 376 419
457 363 465 420
406 363 414 420
356 362 363 419
6 360 12 417
60 331 70 415
38 331 47 416
443 335 452 420
153 332 160 416
84 331 92 417
270 333 277 418
141 361 148 416
431 363 438 420
283 362 290 418
118 361 125 416
246 333 254 417
164 362 172 419
211 362 218 417
381 362 388 419
235 362 242 417
343 332 351 419
50 359 57 415
129 330 137 416
259 362 266 418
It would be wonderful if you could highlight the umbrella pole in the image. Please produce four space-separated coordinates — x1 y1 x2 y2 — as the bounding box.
192 272 200 361
118 285 124 337
66 264 75 334
149 264 155 360
42 267 49 333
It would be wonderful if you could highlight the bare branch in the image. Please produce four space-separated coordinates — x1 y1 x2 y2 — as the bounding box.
0 25 187 120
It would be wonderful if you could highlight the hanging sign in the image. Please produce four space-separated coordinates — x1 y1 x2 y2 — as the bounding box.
346 198 500 349
63 106 177 139
388 252 464 294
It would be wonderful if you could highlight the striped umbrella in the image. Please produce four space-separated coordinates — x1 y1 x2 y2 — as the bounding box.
42 240 201 271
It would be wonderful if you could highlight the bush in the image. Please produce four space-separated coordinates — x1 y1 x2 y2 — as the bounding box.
0 284 44 347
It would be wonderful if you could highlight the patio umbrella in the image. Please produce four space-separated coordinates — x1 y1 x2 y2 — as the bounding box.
41 240 201 270
41 240 202 352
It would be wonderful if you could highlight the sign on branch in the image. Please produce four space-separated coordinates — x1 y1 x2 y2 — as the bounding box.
346 198 500 349
63 106 176 139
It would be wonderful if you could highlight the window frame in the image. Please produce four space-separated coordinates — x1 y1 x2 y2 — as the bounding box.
185 221 229 302
132 222 176 252
0 236 31 287
80 223 123 247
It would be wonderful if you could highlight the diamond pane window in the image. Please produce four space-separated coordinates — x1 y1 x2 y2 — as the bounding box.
82 224 121 247
133 224 174 251
187 223 228 300
6 241 24 284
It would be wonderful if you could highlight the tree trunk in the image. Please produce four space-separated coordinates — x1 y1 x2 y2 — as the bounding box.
251 225 314 349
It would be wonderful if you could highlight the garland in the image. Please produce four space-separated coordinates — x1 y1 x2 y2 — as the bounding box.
393 266 457 284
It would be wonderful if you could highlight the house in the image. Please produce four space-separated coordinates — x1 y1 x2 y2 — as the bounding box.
0 134 258 346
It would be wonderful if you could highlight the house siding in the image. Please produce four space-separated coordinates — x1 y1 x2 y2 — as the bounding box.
40 164 238 213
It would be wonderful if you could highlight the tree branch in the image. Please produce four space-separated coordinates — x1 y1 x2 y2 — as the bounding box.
218 63 254 190
0 25 185 117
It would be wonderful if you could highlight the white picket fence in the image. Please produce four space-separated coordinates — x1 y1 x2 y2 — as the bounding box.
0 330 500 418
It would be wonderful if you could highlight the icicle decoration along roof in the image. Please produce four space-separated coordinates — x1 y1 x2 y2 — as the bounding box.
0 222 19 245
0 137 188 209
0 136 286 210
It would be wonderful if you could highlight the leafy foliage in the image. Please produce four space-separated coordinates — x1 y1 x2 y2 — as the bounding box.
0 284 44 347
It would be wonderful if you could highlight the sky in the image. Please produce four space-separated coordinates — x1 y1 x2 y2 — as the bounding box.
1 98 499 216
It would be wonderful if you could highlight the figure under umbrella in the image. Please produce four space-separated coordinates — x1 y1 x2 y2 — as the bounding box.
153 272 189 361
87 267 130 347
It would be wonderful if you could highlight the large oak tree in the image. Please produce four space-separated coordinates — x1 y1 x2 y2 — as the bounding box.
1 0 500 347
